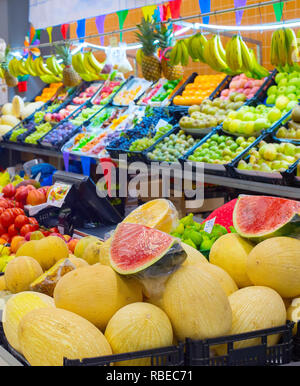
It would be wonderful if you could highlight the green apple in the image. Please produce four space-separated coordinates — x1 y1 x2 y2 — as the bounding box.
278 78 288 87
267 107 282 123
254 118 270 132
275 72 287 84
243 121 255 135
286 100 298 110
263 144 278 161
285 85 297 95
243 112 255 121
275 95 290 110
266 95 276 105
267 85 278 96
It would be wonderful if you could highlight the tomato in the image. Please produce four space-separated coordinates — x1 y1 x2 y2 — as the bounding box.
0 208 5 216
28 217 39 225
0 199 10 209
0 210 15 228
8 224 18 238
26 190 47 206
1 233 10 243
14 215 29 230
2 184 16 198
20 224 39 237
42 230 50 237
49 227 59 234
15 187 29 204
11 208 24 218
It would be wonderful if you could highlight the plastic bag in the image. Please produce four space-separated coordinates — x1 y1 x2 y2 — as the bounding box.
115 43 133 74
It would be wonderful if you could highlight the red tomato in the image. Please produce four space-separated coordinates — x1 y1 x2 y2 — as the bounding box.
26 185 36 192
49 227 59 234
2 184 16 198
14 215 29 230
42 230 50 237
0 208 5 216
28 217 39 225
0 199 10 209
11 208 24 218
0 223 6 235
1 233 10 243
0 210 15 228
20 224 39 237
8 224 18 238
15 187 29 204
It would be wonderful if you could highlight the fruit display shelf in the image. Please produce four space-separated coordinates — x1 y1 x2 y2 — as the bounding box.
229 131 300 185
180 128 261 177
61 106 124 158
281 158 300 187
38 103 105 151
91 79 126 106
271 105 300 145
112 76 153 106
136 78 183 107
105 106 183 161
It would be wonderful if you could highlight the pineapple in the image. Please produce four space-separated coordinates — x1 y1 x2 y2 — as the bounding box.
55 43 81 88
135 17 161 82
1 47 18 87
155 22 184 81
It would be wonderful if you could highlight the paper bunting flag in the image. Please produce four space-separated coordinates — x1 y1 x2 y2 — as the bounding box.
273 1 284 21
117 10 129 41
234 0 247 26
61 23 69 39
199 0 211 24
76 19 86 43
46 26 53 43
142 5 157 21
95 15 106 46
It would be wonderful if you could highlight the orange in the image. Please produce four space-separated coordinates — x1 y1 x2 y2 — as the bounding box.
68 239 79 254
11 236 25 254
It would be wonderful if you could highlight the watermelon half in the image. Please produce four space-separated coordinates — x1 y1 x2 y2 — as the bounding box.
233 195 300 243
109 223 187 278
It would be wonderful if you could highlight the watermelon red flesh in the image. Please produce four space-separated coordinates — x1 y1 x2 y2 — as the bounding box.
203 199 237 231
110 223 175 275
233 195 300 240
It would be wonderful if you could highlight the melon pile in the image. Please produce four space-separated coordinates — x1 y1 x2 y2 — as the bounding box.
1 197 300 366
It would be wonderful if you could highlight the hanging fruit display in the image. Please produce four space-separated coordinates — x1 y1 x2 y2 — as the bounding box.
0 47 18 87
55 43 81 87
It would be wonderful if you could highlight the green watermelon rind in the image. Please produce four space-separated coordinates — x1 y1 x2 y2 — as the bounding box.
109 224 187 277
233 196 300 243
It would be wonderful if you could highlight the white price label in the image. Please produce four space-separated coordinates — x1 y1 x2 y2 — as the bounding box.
204 217 216 234
154 119 169 131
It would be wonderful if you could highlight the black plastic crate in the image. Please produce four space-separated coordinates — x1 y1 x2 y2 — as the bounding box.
185 322 294 366
64 344 185 366
229 131 299 184
252 68 277 104
112 76 153 107
283 159 300 187
180 127 261 177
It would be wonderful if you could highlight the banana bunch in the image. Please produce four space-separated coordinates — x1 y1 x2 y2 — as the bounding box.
225 35 269 79
186 33 208 63
169 40 189 66
72 52 105 81
7 56 63 83
203 34 233 74
271 28 299 72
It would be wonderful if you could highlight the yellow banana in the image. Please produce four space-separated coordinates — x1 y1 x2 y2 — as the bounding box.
46 56 60 76
180 40 189 66
239 35 254 72
229 35 243 71
17 60 29 76
83 52 99 75
284 28 298 65
169 45 177 66
173 41 182 65
187 36 198 62
216 34 226 62
87 52 103 73
38 57 54 75
270 30 279 67
8 58 19 77
277 28 287 67
0 67 4 79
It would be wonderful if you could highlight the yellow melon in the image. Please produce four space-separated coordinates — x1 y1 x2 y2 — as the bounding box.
215 286 287 355
181 242 208 266
209 233 254 288
3 292 54 353
105 302 173 366
5 256 43 294
123 199 179 234
0 275 6 291
18 307 112 366
74 236 99 259
54 264 143 331
246 237 300 298
195 263 238 296
16 237 69 271
68 255 89 269
287 298 300 335
99 238 111 266
163 265 232 341
81 239 103 265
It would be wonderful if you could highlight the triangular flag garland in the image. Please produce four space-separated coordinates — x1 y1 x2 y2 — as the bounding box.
61 23 69 40
273 1 284 21
117 10 129 41
76 19 86 43
198 0 211 24
169 0 182 31
142 5 157 21
46 26 53 43
95 15 106 46
234 0 247 26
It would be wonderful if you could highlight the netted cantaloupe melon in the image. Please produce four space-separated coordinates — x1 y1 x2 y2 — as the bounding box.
53 264 143 331
105 302 173 366
214 286 286 355
3 292 55 353
163 265 232 341
209 233 254 288
16 237 69 271
195 263 238 296
5 256 43 293
246 237 300 298
18 307 112 366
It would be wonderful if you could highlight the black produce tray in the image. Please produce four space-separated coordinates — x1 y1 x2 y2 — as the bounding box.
208 75 233 100
105 106 180 161
180 127 262 178
185 322 294 366
64 344 185 366
251 68 277 104
283 158 300 187
112 76 152 107
143 123 203 166
229 131 298 185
